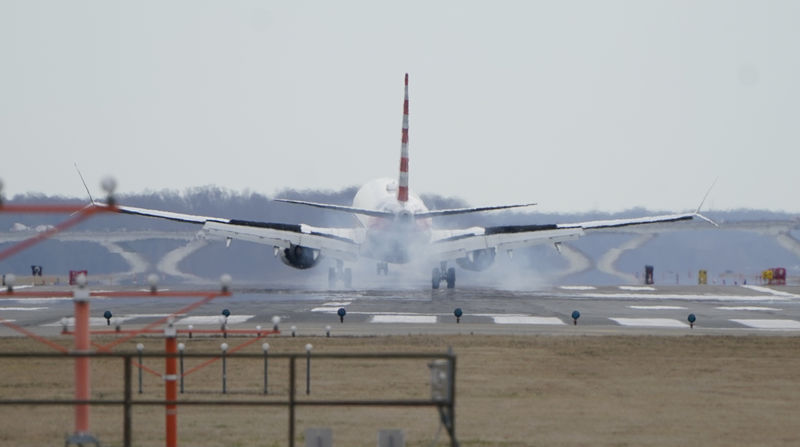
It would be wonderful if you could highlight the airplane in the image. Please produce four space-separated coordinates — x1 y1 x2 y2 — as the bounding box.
96 74 714 289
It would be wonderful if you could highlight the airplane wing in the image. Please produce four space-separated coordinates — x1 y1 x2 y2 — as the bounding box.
106 203 362 261
430 211 703 261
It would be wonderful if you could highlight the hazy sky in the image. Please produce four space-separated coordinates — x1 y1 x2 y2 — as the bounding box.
1 1 798 213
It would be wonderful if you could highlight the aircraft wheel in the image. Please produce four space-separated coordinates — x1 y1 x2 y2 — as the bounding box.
344 268 352 288
432 268 441 289
446 267 456 289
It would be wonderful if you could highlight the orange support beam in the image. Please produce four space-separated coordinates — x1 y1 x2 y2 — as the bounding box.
72 287 94 440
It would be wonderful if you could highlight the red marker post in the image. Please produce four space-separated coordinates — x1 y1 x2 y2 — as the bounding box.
164 319 178 447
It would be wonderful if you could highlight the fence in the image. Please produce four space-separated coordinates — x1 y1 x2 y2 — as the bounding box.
0 350 457 447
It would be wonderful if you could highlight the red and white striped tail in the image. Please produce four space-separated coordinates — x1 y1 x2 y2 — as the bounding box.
398 73 410 203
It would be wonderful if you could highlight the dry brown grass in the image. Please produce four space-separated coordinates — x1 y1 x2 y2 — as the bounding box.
1 334 800 446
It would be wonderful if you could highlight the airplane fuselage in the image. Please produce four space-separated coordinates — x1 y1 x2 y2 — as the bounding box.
352 178 432 263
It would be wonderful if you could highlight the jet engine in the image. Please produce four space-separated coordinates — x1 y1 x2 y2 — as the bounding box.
455 248 496 272
278 244 321 269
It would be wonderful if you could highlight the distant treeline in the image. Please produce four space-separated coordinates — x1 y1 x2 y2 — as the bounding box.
3 186 796 232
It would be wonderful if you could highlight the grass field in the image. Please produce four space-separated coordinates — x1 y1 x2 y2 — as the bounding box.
1 333 799 446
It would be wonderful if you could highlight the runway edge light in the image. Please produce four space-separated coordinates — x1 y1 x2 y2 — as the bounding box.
337 307 346 323
454 308 463 323
572 310 581 325
688 313 696 329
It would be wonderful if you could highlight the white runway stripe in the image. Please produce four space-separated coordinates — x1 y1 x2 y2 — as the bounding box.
740 285 800 298
610 318 688 328
370 315 437 324
717 306 782 312
628 306 688 310
619 286 656 291
175 315 254 325
573 293 789 301
492 316 565 325
559 286 596 290
311 307 342 313
730 319 800 330
2 297 71 303
44 317 139 327
0 307 48 311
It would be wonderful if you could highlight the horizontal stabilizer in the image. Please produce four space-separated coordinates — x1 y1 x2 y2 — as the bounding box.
275 199 394 219
416 203 536 218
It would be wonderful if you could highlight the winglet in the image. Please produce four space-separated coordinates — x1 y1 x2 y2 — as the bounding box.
74 163 95 205
693 178 719 227
398 73 410 203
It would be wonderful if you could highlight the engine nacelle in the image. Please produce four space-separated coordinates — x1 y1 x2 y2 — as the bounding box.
277 244 321 269
456 248 496 272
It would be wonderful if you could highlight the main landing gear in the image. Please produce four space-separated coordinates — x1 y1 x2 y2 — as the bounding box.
329 260 352 288
432 261 455 289
376 262 389 275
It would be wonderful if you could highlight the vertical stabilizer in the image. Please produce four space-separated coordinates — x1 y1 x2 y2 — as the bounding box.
398 73 410 203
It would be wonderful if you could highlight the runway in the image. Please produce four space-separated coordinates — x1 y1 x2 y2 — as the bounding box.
3 284 800 337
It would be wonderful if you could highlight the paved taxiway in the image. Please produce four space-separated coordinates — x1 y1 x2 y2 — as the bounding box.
3 284 800 337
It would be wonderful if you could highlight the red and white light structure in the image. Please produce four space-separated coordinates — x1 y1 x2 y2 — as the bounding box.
398 73 410 203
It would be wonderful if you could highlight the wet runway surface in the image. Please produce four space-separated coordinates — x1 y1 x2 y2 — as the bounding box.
4 284 800 337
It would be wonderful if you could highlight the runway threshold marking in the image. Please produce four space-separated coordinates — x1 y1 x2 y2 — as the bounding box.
730 319 800 330
610 318 688 328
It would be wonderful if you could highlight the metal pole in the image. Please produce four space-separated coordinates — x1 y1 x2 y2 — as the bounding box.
137 344 143 394
305 344 312 395
268 343 269 394
448 350 458 447
123 355 132 447
178 343 185 394
165 322 178 447
289 356 295 447
221 343 228 394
